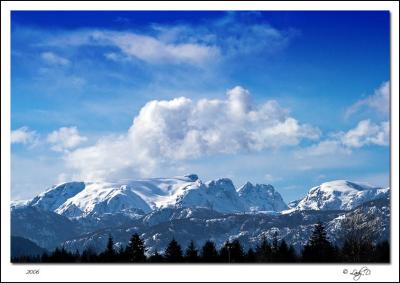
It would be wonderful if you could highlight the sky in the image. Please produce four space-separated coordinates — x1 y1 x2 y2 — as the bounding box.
10 11 390 202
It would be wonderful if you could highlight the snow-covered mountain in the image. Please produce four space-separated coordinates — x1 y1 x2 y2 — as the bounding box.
22 174 287 217
11 205 79 250
175 178 248 213
238 182 288 212
29 181 86 211
11 177 390 255
59 196 390 255
293 180 388 211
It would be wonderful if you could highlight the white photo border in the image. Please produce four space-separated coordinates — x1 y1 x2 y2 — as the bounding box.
1 1 399 282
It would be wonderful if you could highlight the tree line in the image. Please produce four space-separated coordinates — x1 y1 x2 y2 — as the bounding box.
12 222 389 263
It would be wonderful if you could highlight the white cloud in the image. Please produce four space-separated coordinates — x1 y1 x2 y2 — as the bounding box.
41 51 70 66
66 86 320 181
298 80 390 158
346 81 389 117
108 32 219 65
340 119 389 148
11 127 38 145
297 140 351 157
48 30 219 66
297 119 389 157
47 126 87 152
41 15 294 67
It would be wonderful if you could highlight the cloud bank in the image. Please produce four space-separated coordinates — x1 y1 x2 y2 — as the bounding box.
66 86 320 181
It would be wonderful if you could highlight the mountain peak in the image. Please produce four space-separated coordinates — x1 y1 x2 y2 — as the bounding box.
183 174 199 181
317 180 379 192
295 180 388 211
29 181 86 211
238 182 287 212
206 178 235 189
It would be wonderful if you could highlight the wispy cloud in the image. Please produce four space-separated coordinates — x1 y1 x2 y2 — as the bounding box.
345 81 389 118
41 51 70 66
20 13 295 69
41 29 219 67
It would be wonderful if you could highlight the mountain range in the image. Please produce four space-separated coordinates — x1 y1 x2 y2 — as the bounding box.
11 175 390 255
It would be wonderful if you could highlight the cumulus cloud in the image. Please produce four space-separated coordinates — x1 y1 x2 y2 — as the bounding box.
41 51 70 66
297 119 389 157
346 81 389 117
66 86 320 181
298 80 390 158
11 127 38 145
340 119 389 148
47 126 87 152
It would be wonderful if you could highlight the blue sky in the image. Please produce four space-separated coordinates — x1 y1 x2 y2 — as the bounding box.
11 11 390 202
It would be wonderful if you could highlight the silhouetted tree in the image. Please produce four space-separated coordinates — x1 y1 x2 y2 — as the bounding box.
201 240 219 262
219 241 231 263
164 238 183 262
148 249 164 263
245 248 256 263
184 240 199 262
277 240 297 262
100 234 116 262
41 252 49 263
340 214 377 262
13 226 390 263
81 247 98 263
374 240 390 263
271 232 279 255
220 240 244 263
302 221 336 262
73 249 80 262
255 236 272 262
125 233 146 262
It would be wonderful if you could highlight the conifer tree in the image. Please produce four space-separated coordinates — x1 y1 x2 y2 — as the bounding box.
230 239 244 262
219 241 231 263
255 236 272 262
220 240 244 263
302 221 336 262
277 239 296 262
201 240 219 262
147 249 164 263
125 233 147 262
245 248 256 263
73 249 80 262
164 238 183 262
340 214 377 262
81 247 97 263
271 231 279 260
103 234 116 262
184 240 199 263
374 240 390 263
